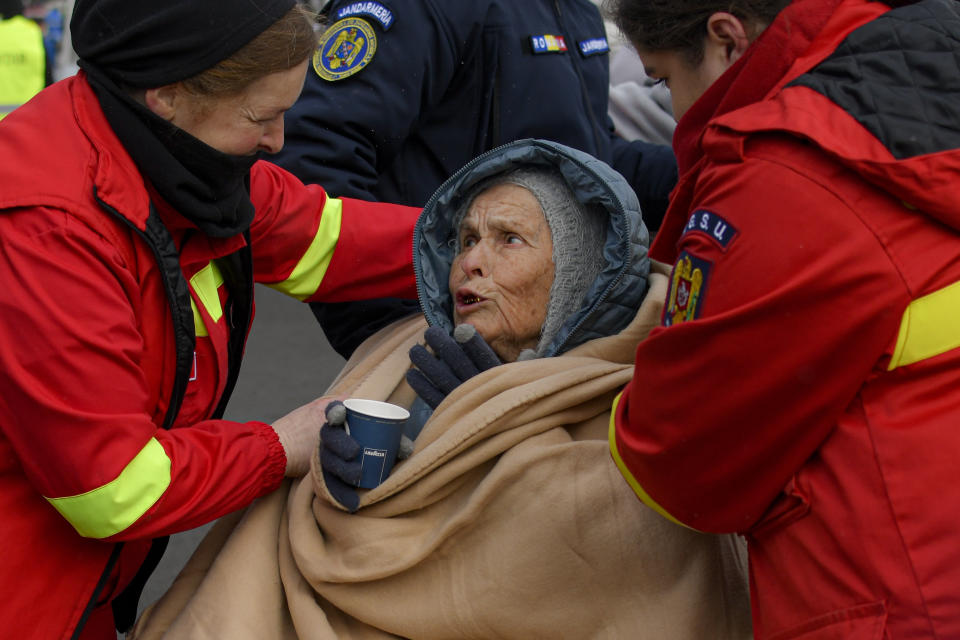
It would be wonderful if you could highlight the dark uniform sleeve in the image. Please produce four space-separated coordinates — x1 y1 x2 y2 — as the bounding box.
272 0 472 358
274 0 469 202
608 131 677 232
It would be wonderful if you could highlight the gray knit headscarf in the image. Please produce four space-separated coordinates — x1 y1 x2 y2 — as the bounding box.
453 167 607 357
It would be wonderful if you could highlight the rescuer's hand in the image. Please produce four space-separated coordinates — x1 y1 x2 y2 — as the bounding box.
271 396 335 477
406 324 501 409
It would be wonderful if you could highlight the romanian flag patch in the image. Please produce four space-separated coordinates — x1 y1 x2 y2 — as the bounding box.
530 34 568 54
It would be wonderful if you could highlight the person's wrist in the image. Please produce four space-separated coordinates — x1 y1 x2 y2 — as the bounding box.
272 423 307 476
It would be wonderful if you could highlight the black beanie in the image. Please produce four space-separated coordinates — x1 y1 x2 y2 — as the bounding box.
0 0 24 19
70 0 297 88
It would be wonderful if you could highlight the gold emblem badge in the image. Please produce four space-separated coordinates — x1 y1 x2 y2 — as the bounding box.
665 252 710 326
313 17 377 82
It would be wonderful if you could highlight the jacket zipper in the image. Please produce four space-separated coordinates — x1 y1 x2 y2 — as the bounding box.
73 194 196 638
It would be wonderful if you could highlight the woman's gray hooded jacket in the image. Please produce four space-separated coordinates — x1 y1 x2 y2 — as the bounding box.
414 138 652 358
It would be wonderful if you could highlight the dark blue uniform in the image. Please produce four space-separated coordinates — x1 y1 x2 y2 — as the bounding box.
273 0 678 357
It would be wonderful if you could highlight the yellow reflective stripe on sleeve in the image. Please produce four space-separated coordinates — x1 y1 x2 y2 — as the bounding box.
190 299 208 337
888 280 960 370
608 392 695 530
266 197 343 300
189 261 224 338
45 438 172 539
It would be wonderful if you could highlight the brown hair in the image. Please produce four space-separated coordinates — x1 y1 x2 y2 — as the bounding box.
603 0 791 63
180 5 318 98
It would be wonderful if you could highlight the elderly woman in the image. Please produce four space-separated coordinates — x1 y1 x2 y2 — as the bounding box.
316 140 657 510
131 139 752 640
0 1 421 638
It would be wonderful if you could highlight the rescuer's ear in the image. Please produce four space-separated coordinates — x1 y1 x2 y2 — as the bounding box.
143 84 180 122
705 12 752 66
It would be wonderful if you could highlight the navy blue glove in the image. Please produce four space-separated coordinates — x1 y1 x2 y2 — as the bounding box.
318 401 361 512
406 324 501 409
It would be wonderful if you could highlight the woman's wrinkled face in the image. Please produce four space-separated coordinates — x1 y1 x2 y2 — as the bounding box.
169 58 309 156
448 184 555 362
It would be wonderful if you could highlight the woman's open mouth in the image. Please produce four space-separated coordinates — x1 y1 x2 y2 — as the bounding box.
456 290 487 310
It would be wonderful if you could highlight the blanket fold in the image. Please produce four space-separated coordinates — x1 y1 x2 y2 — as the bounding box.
133 271 753 640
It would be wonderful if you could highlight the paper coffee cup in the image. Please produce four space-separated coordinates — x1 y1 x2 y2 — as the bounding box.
343 398 410 489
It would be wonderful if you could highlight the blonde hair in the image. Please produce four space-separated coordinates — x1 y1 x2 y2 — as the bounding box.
181 5 318 98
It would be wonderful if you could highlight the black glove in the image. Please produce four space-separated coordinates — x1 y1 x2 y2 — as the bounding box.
406 324 501 409
318 401 361 512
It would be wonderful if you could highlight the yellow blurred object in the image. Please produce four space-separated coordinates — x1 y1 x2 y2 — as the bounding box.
0 14 46 120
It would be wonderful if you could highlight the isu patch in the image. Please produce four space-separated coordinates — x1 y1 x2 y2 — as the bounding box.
313 17 377 81
664 251 712 326
681 209 738 250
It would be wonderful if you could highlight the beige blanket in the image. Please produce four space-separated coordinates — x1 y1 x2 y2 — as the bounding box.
133 271 752 640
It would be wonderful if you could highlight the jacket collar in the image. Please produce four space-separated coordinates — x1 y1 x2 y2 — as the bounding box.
71 72 155 231
76 73 246 260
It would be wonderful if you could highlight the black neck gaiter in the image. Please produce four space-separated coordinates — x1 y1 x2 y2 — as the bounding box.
85 66 258 238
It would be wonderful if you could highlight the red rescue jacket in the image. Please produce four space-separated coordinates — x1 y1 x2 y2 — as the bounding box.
611 0 960 637
0 74 420 639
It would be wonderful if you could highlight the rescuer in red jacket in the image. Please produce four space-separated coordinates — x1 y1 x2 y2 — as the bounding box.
0 1 421 638
606 0 960 637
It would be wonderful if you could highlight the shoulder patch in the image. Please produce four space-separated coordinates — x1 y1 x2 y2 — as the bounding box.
664 251 712 326
681 209 738 250
313 17 377 81
335 1 395 31
578 37 610 57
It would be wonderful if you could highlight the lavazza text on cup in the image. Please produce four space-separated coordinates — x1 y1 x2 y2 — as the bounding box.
343 398 410 489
